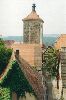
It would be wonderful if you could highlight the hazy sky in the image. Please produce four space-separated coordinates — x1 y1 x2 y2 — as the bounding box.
0 0 66 36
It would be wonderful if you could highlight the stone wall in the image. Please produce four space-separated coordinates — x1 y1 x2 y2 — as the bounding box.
12 92 17 100
23 20 43 44
12 92 36 100
60 51 66 99
19 93 37 100
60 52 66 87
34 45 42 68
11 43 42 68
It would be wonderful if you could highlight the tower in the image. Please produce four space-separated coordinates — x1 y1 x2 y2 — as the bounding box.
22 4 44 44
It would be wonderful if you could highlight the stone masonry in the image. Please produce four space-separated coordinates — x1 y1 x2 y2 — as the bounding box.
12 43 42 68
60 51 66 99
11 4 44 100
23 20 43 44
22 4 44 44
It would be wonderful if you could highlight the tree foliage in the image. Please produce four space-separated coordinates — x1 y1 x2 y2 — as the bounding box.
42 46 59 77
0 38 36 99
1 61 35 99
0 87 11 100
0 38 5 46
0 38 12 75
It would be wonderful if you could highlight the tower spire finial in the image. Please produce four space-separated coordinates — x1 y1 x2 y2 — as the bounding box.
32 4 36 11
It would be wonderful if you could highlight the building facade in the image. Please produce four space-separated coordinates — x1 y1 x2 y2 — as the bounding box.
54 34 66 50
12 4 44 69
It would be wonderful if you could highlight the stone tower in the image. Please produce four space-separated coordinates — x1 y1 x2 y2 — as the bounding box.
22 4 44 44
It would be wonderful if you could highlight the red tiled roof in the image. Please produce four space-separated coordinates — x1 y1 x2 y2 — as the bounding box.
54 34 66 50
23 11 44 22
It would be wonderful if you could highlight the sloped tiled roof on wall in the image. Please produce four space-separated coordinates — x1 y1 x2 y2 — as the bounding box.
23 11 44 22
22 4 44 22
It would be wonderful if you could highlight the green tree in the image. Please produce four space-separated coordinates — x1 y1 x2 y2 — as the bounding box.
42 46 60 89
0 38 12 75
0 38 5 46
1 61 35 99
0 39 35 99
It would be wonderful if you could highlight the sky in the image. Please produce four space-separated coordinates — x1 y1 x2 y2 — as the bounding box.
0 0 66 36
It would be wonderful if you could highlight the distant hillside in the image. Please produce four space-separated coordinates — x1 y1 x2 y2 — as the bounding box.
2 36 23 42
43 37 58 46
44 34 60 37
0 34 60 46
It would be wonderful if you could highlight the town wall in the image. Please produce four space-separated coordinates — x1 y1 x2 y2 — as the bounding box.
11 43 42 68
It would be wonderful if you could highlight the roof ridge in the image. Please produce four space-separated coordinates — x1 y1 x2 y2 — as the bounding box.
22 10 44 22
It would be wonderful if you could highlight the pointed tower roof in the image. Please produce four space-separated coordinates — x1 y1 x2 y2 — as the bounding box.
23 4 44 22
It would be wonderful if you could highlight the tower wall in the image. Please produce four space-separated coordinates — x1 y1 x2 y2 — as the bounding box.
23 20 43 44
